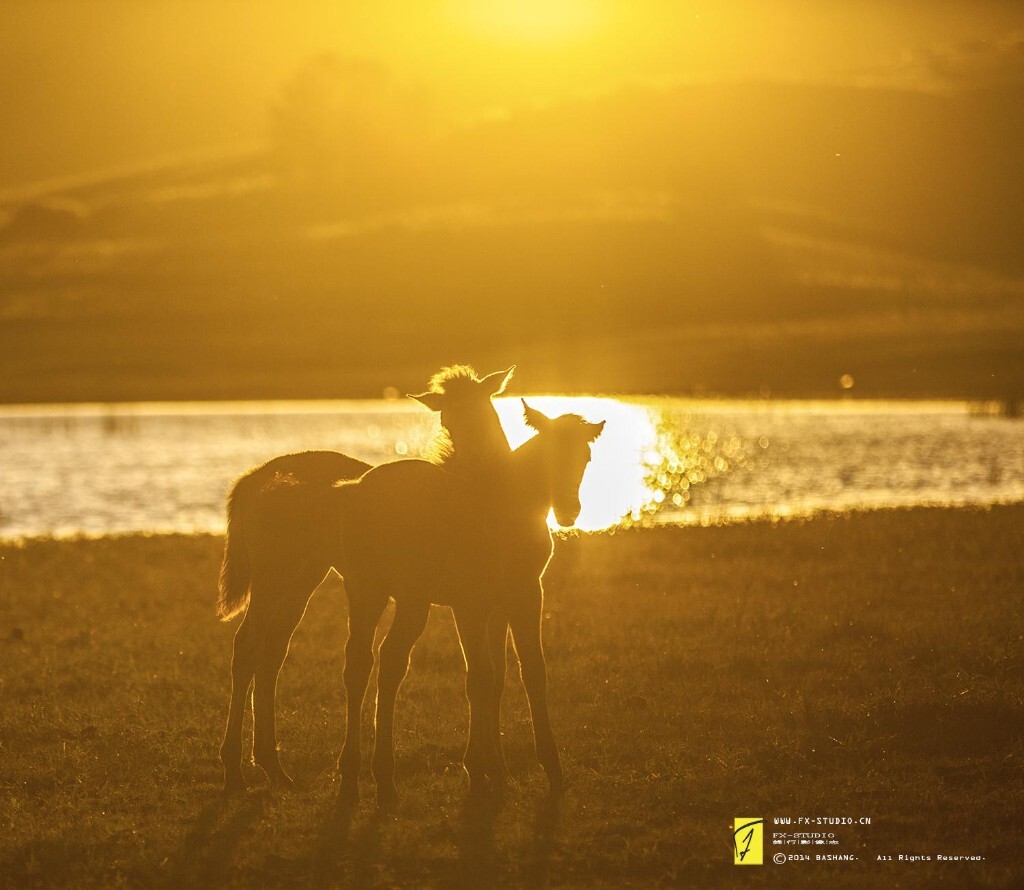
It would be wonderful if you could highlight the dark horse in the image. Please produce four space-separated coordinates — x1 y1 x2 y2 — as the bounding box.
333 402 604 802
217 365 513 792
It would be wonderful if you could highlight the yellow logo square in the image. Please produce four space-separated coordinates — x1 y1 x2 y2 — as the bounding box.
733 818 764 865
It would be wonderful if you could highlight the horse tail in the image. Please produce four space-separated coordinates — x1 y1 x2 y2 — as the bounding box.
217 474 253 621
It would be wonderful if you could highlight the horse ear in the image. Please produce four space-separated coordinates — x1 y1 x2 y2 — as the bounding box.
585 420 606 442
408 391 445 412
481 365 515 395
522 399 550 431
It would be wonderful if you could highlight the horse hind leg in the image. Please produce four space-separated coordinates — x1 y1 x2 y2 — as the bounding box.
250 616 300 788
453 607 496 798
372 598 430 805
250 570 322 789
338 588 389 804
221 613 255 792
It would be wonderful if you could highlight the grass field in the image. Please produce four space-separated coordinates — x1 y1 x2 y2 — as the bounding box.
1 506 1022 888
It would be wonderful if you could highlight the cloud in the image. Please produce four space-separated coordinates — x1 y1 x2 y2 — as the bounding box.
270 55 434 190
841 31 1024 94
926 31 1024 90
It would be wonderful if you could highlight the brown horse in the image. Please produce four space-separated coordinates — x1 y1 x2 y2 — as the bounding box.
333 401 603 802
218 365 514 791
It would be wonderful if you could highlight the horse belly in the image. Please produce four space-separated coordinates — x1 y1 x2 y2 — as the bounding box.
339 490 451 599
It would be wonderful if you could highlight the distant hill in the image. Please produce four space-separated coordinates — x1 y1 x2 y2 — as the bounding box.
1 81 1022 402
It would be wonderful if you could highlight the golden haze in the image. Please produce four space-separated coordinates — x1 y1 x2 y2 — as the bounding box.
0 1 1021 401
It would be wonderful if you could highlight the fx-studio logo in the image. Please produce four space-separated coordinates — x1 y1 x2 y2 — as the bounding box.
733 818 764 865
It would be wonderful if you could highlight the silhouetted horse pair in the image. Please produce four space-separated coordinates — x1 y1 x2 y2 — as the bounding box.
218 366 604 802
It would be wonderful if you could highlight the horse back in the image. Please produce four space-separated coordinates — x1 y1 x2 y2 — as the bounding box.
238 453 364 581
339 459 462 544
337 460 484 595
251 450 372 487
337 459 554 605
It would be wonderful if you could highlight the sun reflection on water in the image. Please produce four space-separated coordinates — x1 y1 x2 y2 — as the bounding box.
495 396 764 531
630 407 756 528
1 398 1021 541
495 396 667 532
491 396 1024 533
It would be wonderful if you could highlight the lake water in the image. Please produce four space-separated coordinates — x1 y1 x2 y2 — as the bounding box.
0 397 1021 540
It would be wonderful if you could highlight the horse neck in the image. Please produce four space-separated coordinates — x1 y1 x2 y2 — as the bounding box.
505 435 552 517
444 407 511 473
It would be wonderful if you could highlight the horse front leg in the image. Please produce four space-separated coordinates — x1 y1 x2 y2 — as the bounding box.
372 598 430 805
338 589 388 804
509 581 563 793
453 607 495 797
486 615 510 789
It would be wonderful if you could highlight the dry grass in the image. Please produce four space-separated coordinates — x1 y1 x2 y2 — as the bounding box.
1 506 1022 888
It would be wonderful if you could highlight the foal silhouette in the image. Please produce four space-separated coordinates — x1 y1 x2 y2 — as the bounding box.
217 368 604 801
218 365 513 792
335 402 603 802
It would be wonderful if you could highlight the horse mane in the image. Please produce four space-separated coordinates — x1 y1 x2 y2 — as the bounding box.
426 365 479 395
523 410 590 433
423 365 495 466
425 427 455 465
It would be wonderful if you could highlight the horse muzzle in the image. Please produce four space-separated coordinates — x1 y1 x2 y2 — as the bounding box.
553 501 581 528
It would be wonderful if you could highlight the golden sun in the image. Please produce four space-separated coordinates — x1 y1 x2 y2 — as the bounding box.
452 0 606 45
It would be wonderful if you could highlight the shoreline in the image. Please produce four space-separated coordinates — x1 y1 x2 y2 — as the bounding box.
0 393 1017 413
1 500 1022 547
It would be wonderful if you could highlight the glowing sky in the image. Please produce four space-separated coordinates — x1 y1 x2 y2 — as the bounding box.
1 1 1021 187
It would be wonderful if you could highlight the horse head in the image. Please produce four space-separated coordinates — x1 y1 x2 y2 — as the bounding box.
522 400 605 527
409 365 515 466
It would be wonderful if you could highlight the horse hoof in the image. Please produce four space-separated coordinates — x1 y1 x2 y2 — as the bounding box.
372 786 395 811
338 778 360 806
544 769 567 796
223 771 247 795
467 778 493 803
264 768 296 791
487 775 509 800
376 784 399 810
